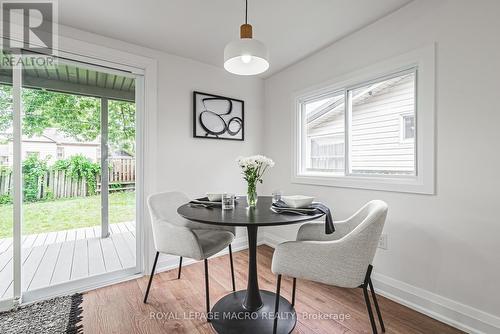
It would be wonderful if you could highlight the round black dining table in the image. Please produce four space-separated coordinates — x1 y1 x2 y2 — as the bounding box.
177 196 324 334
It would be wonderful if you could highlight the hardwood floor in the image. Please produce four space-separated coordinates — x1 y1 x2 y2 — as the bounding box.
82 245 463 334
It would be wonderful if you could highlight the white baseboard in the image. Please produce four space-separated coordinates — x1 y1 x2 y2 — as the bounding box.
372 273 500 334
260 232 500 334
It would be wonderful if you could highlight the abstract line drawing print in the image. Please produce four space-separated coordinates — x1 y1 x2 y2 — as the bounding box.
193 92 244 141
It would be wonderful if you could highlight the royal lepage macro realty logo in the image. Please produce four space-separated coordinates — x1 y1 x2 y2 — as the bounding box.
1 0 58 67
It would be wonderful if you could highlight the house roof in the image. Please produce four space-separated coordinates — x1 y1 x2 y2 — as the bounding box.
42 128 99 145
0 128 99 146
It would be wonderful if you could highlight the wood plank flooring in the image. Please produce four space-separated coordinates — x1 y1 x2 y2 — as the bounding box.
82 245 464 334
0 222 136 299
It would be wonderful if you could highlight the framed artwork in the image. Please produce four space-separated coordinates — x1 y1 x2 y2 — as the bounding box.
193 91 244 141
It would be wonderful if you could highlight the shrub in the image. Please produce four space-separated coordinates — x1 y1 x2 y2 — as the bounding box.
53 155 100 195
23 154 49 202
0 194 12 204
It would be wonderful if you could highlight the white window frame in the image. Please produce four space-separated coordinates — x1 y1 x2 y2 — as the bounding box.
56 146 65 159
291 45 435 194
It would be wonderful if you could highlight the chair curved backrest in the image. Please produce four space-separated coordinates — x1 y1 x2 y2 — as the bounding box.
273 200 388 288
148 191 193 227
147 191 236 255
332 200 388 286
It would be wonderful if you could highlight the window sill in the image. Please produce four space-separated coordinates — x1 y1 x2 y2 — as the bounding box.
292 173 434 195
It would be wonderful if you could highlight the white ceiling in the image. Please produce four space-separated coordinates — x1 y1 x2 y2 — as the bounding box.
59 0 412 77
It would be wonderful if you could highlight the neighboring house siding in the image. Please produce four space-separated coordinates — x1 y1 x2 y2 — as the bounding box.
308 75 415 173
0 141 99 165
22 141 57 162
61 144 98 162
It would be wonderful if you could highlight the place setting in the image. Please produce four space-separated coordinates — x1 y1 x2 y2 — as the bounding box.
188 193 238 209
270 193 335 234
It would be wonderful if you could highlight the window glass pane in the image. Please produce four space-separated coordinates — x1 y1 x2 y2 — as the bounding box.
302 92 345 174
0 78 13 301
348 71 416 175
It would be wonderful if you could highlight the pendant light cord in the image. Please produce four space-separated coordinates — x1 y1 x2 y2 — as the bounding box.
245 0 248 24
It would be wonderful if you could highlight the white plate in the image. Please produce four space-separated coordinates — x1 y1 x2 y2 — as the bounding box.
281 195 315 208
206 193 222 201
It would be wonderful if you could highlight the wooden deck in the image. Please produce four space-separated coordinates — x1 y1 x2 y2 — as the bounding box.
0 222 136 300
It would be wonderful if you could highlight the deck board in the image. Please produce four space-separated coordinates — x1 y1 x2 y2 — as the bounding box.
55 230 67 243
0 238 9 253
32 233 48 247
76 228 86 240
0 254 12 298
44 231 58 245
100 236 122 272
124 222 136 237
0 248 12 271
88 237 106 276
71 239 89 280
85 227 96 239
29 242 62 290
110 232 135 268
23 245 49 289
51 238 75 285
0 222 135 300
22 234 37 248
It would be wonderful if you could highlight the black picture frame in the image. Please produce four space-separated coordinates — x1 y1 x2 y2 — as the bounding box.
193 91 244 141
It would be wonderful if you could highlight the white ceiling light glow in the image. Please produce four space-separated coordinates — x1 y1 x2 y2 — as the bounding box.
224 0 269 75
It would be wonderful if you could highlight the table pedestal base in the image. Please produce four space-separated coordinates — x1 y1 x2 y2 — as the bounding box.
210 290 296 334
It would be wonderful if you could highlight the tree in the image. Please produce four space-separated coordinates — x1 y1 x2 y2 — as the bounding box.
0 85 136 155
0 85 12 134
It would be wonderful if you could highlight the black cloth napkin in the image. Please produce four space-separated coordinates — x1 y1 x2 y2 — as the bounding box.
272 200 335 234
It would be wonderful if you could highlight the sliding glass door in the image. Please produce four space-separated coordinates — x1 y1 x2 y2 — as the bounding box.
0 54 142 307
0 66 13 305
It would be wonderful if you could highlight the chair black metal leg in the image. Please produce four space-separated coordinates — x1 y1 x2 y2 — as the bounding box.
273 275 282 334
291 278 297 307
143 251 159 304
228 244 236 292
177 256 183 279
363 265 378 334
369 278 385 332
363 285 378 334
204 259 211 322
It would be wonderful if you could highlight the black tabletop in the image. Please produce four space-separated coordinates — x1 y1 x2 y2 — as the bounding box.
177 196 324 227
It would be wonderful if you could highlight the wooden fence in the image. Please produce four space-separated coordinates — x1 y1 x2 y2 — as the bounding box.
109 158 135 184
0 171 12 196
0 158 135 199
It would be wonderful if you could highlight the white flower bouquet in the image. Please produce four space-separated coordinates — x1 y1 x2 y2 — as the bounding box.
236 155 275 207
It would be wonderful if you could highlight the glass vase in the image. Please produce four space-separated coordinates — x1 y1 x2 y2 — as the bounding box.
247 182 258 208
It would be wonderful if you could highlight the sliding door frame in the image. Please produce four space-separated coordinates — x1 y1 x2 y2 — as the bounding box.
0 31 157 308
12 58 23 306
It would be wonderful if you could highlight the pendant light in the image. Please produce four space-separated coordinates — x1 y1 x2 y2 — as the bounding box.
224 0 269 75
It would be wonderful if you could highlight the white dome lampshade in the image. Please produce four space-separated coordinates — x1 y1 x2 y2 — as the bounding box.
224 35 269 75
224 2 269 76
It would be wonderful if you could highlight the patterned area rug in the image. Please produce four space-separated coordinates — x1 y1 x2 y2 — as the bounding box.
0 293 83 334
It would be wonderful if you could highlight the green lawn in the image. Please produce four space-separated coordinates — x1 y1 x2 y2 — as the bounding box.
0 192 135 238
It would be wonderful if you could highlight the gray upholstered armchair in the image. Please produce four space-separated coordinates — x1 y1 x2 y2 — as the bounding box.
143 191 236 318
271 200 388 334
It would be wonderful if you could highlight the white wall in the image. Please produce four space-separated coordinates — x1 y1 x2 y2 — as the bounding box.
263 0 500 332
